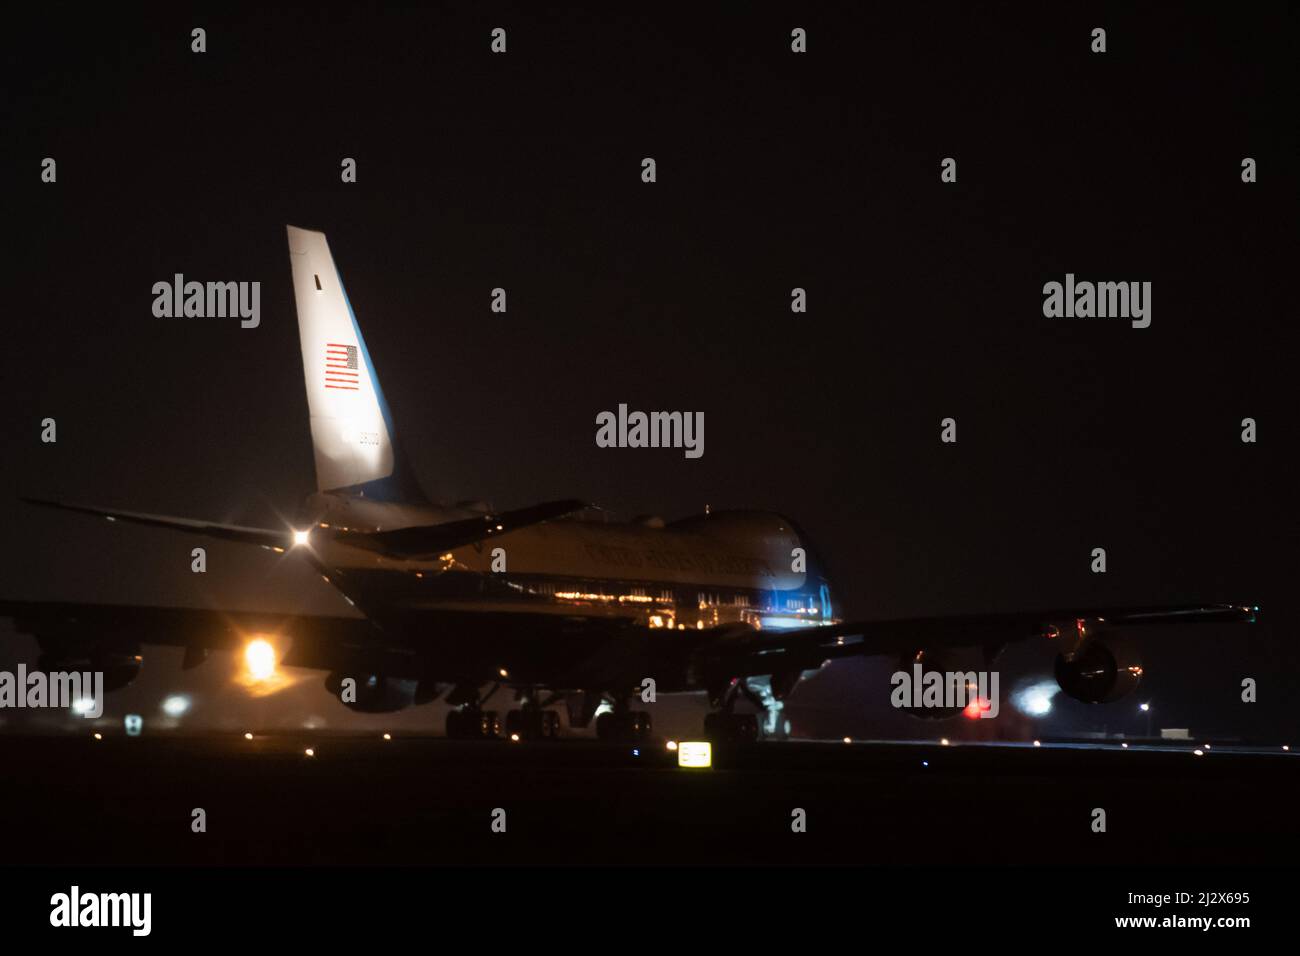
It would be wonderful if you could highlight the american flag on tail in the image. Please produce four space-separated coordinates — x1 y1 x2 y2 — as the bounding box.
325 343 359 390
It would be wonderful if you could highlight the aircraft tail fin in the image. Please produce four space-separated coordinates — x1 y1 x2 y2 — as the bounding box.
286 225 427 503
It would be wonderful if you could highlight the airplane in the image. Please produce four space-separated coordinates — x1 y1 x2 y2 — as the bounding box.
2 225 1259 742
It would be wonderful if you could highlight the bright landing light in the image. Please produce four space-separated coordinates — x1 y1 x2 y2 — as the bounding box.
244 639 277 681
292 529 311 547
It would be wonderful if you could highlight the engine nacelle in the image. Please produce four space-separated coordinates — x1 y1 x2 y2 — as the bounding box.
1054 638 1143 703
324 672 417 713
37 651 143 693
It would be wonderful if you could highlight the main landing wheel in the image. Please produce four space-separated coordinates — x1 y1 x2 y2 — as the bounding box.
504 709 561 740
594 711 652 742
446 708 501 739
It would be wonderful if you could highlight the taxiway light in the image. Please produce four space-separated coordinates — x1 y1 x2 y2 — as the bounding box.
1193 749 1204 757
244 732 254 740
304 748 315 757
665 740 678 751
1121 742 1129 749
1284 745 1290 752
244 639 277 681
498 668 509 678
1033 740 1041 747
383 733 392 741
509 733 520 743
843 737 852 744
940 738 950 746
677 741 712 769
1139 703 1150 712
93 733 102 740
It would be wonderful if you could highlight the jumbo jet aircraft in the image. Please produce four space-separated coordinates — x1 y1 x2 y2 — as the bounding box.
2 226 1258 741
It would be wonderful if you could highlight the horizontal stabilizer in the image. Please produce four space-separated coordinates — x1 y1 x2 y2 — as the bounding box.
338 499 588 557
22 498 293 550
22 496 587 557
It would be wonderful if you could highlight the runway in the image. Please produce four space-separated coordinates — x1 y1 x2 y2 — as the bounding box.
3 733 1296 865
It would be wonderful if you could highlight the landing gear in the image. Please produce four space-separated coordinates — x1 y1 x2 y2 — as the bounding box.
446 707 501 739
564 690 603 731
704 712 759 742
739 675 792 740
505 708 561 740
702 677 762 743
595 711 652 742
444 682 505 739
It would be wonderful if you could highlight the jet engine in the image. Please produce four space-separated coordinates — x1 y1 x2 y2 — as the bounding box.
1054 637 1143 703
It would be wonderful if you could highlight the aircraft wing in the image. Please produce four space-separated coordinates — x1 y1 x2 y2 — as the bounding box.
0 599 392 672
692 603 1260 679
0 596 630 683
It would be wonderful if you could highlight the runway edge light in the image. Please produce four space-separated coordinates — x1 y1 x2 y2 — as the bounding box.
677 740 712 768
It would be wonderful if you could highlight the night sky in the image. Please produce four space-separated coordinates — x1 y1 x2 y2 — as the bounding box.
5 3 1295 740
